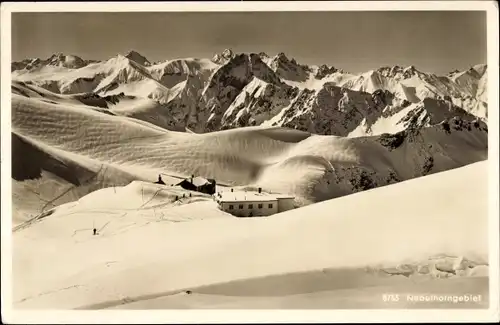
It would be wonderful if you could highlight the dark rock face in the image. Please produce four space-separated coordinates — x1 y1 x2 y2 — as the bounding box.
442 121 451 134
350 170 377 191
378 131 407 151
76 92 127 108
125 50 151 66
315 64 339 79
401 99 412 108
422 156 435 175
440 117 488 135
371 89 395 107
386 171 400 184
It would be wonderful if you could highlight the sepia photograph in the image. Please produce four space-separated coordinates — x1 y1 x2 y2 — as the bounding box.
1 1 499 323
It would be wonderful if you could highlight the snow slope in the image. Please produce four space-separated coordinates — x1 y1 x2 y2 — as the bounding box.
111 276 489 309
11 131 141 227
11 92 488 218
13 161 489 309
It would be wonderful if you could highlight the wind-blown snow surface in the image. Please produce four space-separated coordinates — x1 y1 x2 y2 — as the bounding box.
13 161 488 309
11 90 487 225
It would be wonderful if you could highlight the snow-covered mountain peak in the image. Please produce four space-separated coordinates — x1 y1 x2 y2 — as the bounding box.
212 48 235 64
274 52 289 61
11 58 40 72
258 52 270 59
125 50 151 66
222 48 234 57
472 64 487 77
447 69 461 77
447 64 487 82
374 65 422 79
106 54 134 68
11 53 91 72
270 52 304 68
257 52 272 65
314 64 341 79
105 54 151 72
46 53 87 69
48 52 64 59
267 52 312 83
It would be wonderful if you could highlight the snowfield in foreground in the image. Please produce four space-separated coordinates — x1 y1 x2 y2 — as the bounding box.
13 161 488 309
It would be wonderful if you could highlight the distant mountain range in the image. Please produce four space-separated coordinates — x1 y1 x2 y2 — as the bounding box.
12 49 488 136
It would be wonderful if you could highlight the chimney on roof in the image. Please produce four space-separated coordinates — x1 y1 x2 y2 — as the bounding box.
258 187 262 193
231 188 234 192
191 174 194 183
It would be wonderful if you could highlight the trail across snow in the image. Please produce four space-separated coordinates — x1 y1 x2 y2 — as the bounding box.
12 161 489 309
11 92 487 220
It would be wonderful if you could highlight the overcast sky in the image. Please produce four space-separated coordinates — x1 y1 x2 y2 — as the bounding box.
12 11 486 75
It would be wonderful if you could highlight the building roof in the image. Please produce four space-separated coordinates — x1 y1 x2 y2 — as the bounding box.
177 176 212 187
191 176 210 187
215 190 294 203
273 194 295 199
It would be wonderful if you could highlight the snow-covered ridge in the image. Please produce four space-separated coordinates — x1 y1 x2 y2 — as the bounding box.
11 53 96 72
12 50 488 134
11 89 487 224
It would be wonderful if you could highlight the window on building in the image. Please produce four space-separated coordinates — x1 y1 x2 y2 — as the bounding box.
258 204 263 209
268 203 273 209
249 204 253 209
229 205 234 210
239 204 244 209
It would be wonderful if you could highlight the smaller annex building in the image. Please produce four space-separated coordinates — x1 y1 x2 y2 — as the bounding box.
214 188 295 217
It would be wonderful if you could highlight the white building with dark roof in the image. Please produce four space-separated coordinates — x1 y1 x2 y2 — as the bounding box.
214 188 295 217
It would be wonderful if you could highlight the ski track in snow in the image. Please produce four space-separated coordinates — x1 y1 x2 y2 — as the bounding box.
12 161 489 309
10 51 490 310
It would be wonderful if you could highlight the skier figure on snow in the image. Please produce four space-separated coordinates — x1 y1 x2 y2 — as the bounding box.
155 174 166 185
